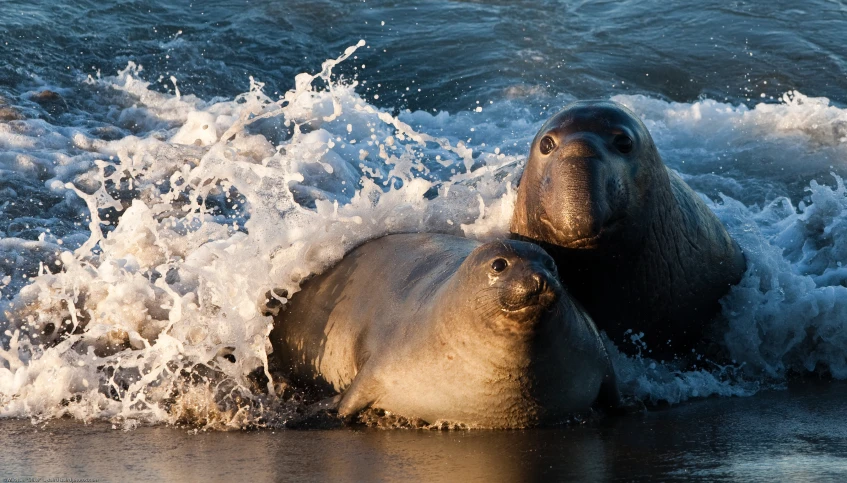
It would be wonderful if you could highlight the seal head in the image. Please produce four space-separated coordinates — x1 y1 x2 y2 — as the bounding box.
513 100 663 251
464 240 560 329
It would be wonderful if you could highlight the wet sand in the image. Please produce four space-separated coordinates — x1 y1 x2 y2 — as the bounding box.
1 381 845 482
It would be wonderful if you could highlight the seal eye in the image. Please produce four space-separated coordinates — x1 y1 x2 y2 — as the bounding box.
613 135 633 154
539 136 556 155
491 258 509 273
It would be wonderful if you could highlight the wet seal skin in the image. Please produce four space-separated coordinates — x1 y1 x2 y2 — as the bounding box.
511 100 746 359
267 233 619 429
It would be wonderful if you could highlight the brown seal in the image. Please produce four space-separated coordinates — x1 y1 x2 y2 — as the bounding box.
269 233 618 428
511 100 746 358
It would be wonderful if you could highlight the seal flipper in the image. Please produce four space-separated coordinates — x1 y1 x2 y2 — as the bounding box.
593 370 646 415
286 378 377 429
284 395 345 429
591 342 627 414
284 379 382 429
593 370 622 412
336 373 380 419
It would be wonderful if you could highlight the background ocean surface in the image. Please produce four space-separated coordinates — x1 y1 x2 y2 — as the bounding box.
1 0 847 477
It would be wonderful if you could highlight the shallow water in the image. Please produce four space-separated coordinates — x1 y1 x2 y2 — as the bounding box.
2 381 846 482
0 0 846 434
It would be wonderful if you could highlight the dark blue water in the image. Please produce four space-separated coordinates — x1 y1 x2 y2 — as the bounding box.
2 0 845 112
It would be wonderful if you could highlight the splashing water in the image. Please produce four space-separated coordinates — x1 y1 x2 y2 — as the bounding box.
1 42 846 429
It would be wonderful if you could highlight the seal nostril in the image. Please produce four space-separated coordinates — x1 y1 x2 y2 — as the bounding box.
531 272 546 294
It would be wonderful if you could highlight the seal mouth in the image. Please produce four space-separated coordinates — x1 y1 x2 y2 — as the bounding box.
500 287 558 315
540 215 625 249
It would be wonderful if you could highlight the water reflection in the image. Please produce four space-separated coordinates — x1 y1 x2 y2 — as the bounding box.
1 382 845 482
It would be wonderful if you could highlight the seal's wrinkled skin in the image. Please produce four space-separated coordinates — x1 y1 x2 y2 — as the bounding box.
511 100 746 358
269 234 617 428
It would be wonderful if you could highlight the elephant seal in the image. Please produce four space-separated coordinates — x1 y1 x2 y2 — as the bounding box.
268 233 618 428
511 100 746 359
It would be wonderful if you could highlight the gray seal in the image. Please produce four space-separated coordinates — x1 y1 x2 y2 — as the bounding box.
269 233 618 428
511 100 746 358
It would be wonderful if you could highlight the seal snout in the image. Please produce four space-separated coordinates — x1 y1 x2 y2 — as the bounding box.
529 272 547 296
533 132 634 248
526 269 559 311
559 134 603 160
471 240 562 319
498 264 560 314
540 156 617 246
525 270 558 304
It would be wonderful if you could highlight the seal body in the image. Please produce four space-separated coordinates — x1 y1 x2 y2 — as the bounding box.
269 233 617 428
511 100 746 358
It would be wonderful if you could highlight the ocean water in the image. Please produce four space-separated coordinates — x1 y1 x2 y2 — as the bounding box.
0 0 846 432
